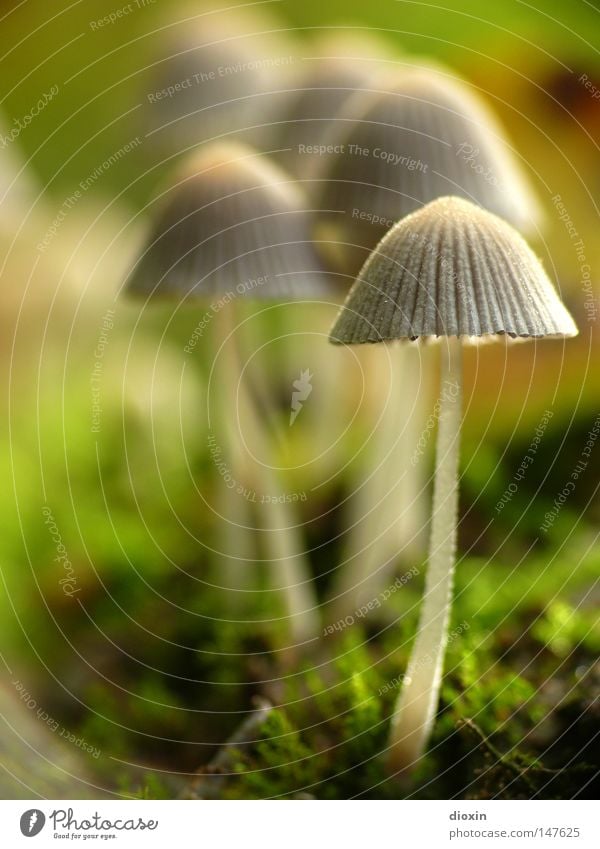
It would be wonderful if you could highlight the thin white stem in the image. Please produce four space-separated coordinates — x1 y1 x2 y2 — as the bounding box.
214 476 257 603
330 343 427 622
254 463 321 645
387 337 462 775
211 305 257 602
214 302 320 646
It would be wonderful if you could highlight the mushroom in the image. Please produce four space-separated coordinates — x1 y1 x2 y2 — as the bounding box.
317 64 547 624
268 34 392 180
316 65 543 277
126 141 332 646
329 195 578 774
143 6 297 157
328 340 428 625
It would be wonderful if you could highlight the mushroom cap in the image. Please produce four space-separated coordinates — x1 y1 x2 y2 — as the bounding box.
143 7 297 152
270 34 393 177
316 66 543 250
329 196 578 343
126 142 333 301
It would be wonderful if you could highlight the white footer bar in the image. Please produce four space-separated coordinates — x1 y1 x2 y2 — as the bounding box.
0 800 596 848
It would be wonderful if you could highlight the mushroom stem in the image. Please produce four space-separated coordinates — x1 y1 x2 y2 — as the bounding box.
387 336 462 775
214 303 320 647
211 307 257 604
330 342 427 622
214 473 257 605
254 464 321 645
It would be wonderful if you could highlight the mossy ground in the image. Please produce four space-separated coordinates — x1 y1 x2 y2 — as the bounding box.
59 538 599 799
212 544 599 800
2 333 598 800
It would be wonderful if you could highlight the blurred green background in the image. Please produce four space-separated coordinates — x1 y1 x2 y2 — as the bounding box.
0 0 598 799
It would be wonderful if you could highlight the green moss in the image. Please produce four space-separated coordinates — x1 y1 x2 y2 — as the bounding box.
202 543 600 800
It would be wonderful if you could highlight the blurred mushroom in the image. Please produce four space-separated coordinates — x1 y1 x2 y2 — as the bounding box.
329 195 577 775
126 141 332 646
328 341 428 624
128 143 328 301
143 6 297 157
268 33 392 180
316 65 543 277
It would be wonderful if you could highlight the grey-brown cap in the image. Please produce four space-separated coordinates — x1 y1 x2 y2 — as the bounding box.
126 143 333 301
330 196 578 343
270 34 393 178
316 66 543 263
143 7 297 153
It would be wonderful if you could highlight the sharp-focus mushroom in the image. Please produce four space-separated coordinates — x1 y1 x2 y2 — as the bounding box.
126 141 332 646
329 195 578 774
316 65 546 622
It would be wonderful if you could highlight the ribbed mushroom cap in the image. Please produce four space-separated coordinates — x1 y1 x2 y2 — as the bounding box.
330 196 578 343
126 143 333 301
271 35 393 178
317 67 542 259
275 58 381 173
